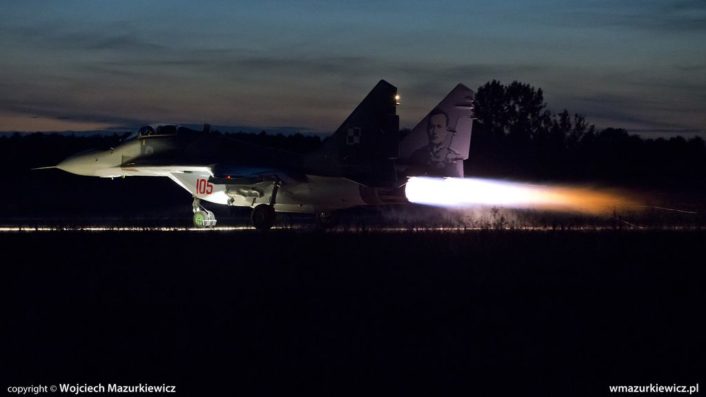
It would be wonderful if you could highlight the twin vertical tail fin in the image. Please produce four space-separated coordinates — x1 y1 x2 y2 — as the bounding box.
306 81 473 185
398 84 474 178
306 80 399 187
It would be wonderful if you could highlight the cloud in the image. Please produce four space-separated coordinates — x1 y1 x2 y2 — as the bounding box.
552 0 706 32
559 92 705 138
0 111 129 133
82 35 165 52
237 56 370 74
1 1 703 137
0 102 147 127
0 21 166 54
2 46 703 137
674 63 706 72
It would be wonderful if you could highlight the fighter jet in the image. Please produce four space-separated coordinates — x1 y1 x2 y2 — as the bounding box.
48 81 474 230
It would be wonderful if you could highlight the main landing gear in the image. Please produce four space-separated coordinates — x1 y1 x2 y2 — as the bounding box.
315 210 338 229
251 204 276 231
192 198 217 228
250 180 281 231
194 178 280 231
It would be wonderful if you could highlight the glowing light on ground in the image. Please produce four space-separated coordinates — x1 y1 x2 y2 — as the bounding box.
405 177 637 214
0 226 257 232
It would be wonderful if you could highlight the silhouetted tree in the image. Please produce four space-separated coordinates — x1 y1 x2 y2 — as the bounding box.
468 79 705 191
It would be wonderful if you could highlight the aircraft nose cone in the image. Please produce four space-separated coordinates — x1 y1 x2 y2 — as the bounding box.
57 152 97 176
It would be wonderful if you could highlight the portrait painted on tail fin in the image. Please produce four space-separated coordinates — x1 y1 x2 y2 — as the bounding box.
398 84 474 178
408 108 464 177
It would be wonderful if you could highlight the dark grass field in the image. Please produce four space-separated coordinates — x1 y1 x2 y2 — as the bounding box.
3 230 705 396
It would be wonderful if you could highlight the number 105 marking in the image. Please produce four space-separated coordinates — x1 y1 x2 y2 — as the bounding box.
196 178 214 195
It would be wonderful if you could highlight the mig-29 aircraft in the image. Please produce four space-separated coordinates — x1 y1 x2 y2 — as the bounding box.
45 81 474 230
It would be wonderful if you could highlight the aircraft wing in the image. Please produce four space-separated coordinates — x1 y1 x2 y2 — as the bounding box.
119 165 214 177
160 164 303 207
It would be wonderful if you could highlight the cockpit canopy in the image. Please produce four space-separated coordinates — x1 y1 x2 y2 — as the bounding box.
124 124 204 142
140 124 177 137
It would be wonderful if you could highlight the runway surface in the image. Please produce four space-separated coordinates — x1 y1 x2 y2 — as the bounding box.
0 224 701 233
4 227 704 395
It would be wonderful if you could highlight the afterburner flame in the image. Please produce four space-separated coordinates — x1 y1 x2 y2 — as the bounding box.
405 177 636 214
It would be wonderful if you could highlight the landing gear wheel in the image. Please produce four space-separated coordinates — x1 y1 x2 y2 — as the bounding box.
193 210 217 228
192 198 216 228
251 204 276 231
315 210 338 229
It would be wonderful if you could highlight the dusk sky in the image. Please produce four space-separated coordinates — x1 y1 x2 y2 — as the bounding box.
1 0 704 137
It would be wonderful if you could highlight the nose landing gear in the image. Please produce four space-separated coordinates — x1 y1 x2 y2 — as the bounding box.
192 198 217 228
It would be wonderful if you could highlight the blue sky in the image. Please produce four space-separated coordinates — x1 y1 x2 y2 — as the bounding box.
1 0 704 137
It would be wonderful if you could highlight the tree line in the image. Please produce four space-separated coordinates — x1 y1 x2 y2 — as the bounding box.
1 80 704 192
468 80 705 190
